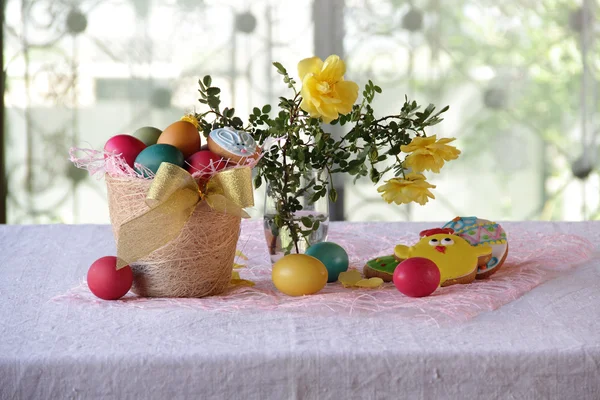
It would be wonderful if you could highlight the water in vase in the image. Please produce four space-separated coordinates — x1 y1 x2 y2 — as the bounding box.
264 210 329 263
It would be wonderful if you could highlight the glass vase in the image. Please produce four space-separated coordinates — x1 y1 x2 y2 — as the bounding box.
263 170 330 263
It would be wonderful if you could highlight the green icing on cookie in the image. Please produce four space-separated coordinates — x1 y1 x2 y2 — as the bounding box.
366 255 399 274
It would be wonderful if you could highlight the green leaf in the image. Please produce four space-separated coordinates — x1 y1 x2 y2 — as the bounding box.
300 217 313 228
329 187 338 202
231 117 243 127
203 75 212 87
273 62 287 75
207 87 221 96
313 220 320 231
369 168 380 183
253 107 261 116
369 147 378 162
274 215 284 228
309 192 322 203
254 174 262 189
314 130 323 144
207 97 221 109
262 104 272 113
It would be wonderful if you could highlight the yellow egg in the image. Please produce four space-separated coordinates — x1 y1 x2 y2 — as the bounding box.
157 120 201 159
272 254 328 296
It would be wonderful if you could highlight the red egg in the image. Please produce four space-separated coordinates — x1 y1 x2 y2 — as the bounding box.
186 150 227 177
104 134 147 168
393 257 440 298
87 256 133 300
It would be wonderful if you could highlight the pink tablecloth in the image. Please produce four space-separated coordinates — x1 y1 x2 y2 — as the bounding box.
1 221 600 399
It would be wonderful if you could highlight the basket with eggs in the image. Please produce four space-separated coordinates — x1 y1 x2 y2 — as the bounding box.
75 116 258 298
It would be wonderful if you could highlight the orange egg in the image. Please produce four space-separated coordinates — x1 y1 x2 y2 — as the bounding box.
157 121 201 159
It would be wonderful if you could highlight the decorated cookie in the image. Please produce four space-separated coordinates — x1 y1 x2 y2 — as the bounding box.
363 255 399 282
442 217 508 279
207 127 260 164
394 228 492 287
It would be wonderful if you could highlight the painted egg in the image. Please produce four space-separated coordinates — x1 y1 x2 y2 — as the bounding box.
87 256 133 300
442 216 509 278
134 144 184 177
272 254 328 296
133 126 162 146
157 120 201 159
186 150 227 178
104 134 146 168
393 257 440 298
305 242 349 282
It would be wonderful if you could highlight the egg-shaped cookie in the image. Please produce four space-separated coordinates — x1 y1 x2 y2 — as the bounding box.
442 217 508 279
157 120 201 159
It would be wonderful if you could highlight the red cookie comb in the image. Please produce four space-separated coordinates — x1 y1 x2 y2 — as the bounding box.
419 228 455 237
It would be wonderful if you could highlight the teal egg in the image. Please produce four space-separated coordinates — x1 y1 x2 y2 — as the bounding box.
133 126 162 146
305 242 349 283
134 144 184 177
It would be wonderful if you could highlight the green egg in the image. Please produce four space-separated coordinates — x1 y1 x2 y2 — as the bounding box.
133 126 162 146
134 144 184 177
305 242 349 283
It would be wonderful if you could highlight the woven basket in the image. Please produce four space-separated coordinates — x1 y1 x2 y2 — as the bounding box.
105 174 240 298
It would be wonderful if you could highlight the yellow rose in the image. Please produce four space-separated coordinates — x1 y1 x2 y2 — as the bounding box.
297 55 359 123
401 135 461 173
377 173 436 206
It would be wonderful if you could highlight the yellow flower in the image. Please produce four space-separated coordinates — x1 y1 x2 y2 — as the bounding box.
377 173 436 206
401 135 461 173
180 114 200 128
297 55 359 123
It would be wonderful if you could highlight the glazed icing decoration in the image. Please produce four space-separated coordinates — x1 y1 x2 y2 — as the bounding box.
442 216 508 274
209 127 257 156
394 232 492 286
365 255 398 275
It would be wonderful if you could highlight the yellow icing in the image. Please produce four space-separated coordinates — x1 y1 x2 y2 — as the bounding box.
394 245 410 259
394 233 492 285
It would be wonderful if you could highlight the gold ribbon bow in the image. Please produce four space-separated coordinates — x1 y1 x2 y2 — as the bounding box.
116 163 254 269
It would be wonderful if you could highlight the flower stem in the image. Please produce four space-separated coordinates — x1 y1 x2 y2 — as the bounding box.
281 93 302 254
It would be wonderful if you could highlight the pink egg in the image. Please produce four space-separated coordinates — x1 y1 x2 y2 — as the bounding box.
393 257 440 298
87 256 133 300
186 150 227 178
104 134 147 168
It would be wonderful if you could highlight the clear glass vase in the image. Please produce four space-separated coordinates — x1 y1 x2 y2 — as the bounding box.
263 170 330 263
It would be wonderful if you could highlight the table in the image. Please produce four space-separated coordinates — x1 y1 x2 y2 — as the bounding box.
1 221 600 400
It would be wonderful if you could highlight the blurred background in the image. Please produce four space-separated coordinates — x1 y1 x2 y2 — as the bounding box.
1 0 599 224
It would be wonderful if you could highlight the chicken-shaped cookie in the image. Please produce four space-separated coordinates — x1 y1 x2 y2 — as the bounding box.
394 228 492 287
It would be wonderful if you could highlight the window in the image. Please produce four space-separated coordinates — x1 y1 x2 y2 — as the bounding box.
3 0 598 223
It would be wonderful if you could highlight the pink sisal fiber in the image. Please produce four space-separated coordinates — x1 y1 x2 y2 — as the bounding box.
68 146 260 180
54 221 595 325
